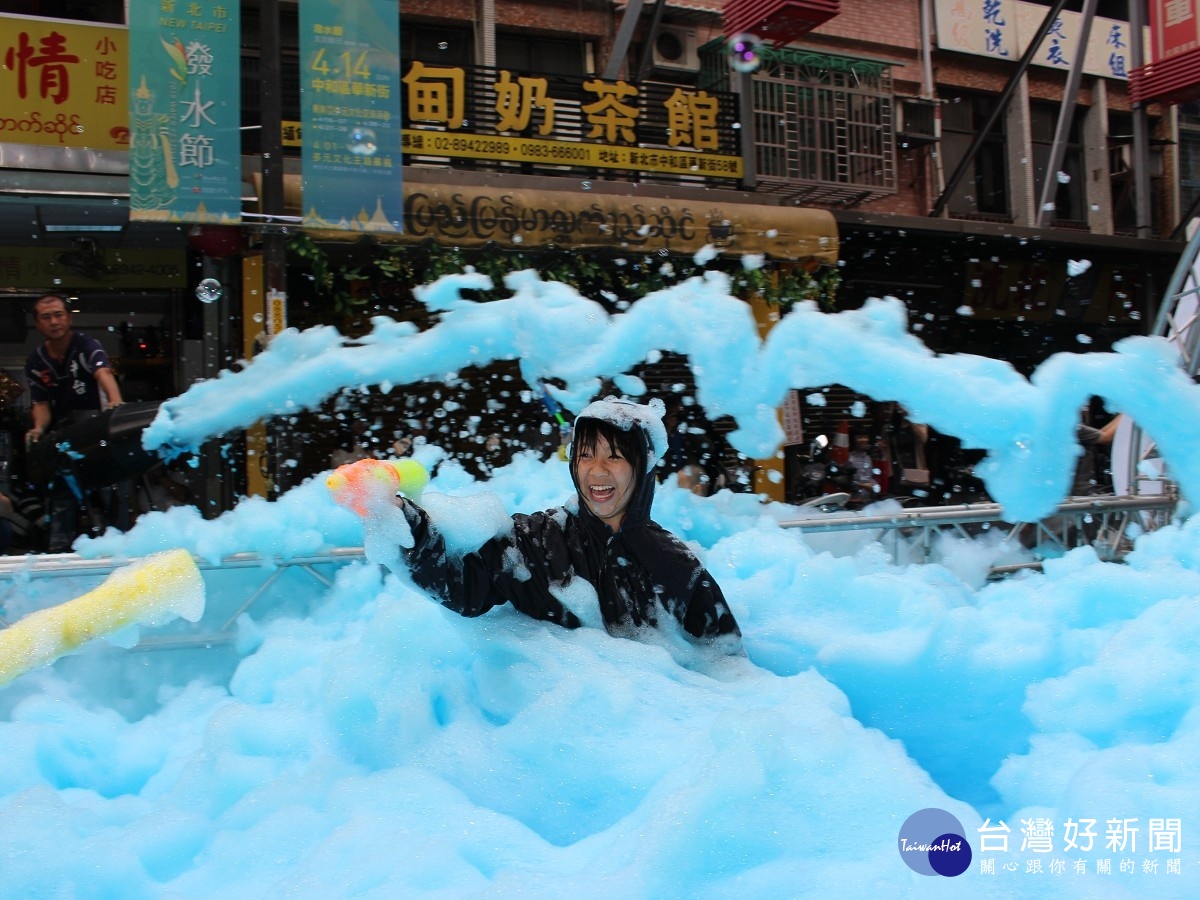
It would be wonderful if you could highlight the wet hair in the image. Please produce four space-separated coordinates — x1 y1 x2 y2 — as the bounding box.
571 416 648 482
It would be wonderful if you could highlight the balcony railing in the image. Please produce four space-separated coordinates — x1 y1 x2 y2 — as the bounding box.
705 44 898 206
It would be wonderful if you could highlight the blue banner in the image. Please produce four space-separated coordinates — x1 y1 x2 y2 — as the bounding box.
299 0 403 232
128 0 241 222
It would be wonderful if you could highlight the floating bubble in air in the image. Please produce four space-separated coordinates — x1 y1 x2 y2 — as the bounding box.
347 126 377 156
195 278 223 304
727 33 763 73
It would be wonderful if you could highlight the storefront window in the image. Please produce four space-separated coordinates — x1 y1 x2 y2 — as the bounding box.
1176 106 1200 227
941 92 1009 218
497 33 589 79
1031 101 1086 224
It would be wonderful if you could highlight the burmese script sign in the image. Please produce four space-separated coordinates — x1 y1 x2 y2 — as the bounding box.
298 184 837 263
0 15 127 151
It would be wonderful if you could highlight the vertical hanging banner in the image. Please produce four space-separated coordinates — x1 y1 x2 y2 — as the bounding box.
299 0 402 232
128 0 241 223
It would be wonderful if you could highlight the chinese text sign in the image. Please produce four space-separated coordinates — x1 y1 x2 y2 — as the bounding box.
0 15 128 151
299 0 403 232
128 0 242 223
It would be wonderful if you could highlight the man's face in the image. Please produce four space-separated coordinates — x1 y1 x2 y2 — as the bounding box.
574 432 636 532
34 299 72 341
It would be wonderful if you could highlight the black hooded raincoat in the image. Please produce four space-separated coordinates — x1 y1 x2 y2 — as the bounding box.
398 408 741 647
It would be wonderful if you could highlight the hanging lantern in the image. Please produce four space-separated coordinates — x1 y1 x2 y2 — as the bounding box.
723 0 840 48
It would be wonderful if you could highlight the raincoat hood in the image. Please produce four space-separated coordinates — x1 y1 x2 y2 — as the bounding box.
568 397 668 531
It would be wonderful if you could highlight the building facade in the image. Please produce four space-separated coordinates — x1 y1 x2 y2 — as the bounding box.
0 0 1188 517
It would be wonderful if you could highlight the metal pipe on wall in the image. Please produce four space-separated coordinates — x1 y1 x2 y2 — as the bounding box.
919 0 945 201
1130 0 1153 239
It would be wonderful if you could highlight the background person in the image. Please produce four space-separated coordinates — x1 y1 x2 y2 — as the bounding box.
1073 406 1122 496
331 417 376 468
846 429 884 501
0 490 14 554
24 294 124 552
880 403 931 496
657 398 733 496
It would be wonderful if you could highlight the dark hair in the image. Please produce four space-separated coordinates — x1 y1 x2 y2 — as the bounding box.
33 294 69 314
571 417 647 479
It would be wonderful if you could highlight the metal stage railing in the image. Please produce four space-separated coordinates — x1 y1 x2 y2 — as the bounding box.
0 493 1180 653
0 549 367 652
779 493 1179 570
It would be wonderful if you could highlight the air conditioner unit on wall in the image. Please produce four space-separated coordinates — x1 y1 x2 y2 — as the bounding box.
652 25 700 73
897 97 939 148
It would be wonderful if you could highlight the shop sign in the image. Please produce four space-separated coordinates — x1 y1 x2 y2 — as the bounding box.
1150 0 1200 61
400 130 740 177
292 182 837 263
0 15 127 151
934 0 1143 79
283 61 742 178
0 247 186 288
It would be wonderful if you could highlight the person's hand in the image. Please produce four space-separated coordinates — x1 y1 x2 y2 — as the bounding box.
25 427 43 449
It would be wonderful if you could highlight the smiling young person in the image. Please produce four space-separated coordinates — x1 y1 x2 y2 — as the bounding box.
396 397 742 650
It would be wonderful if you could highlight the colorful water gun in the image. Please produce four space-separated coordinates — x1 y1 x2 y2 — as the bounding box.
326 457 429 517
0 549 205 687
538 380 572 460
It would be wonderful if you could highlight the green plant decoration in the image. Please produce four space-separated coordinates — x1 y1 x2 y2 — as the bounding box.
287 234 840 325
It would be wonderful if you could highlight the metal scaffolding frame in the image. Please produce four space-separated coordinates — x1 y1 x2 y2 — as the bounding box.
779 493 1177 571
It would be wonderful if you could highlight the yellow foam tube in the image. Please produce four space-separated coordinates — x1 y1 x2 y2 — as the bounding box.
0 548 205 687
326 457 429 516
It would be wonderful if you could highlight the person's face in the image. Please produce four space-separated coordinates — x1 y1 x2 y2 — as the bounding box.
575 432 636 532
34 299 72 341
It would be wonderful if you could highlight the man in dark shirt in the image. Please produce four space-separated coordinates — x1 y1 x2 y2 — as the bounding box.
25 295 122 444
24 294 123 551
1073 411 1122 495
